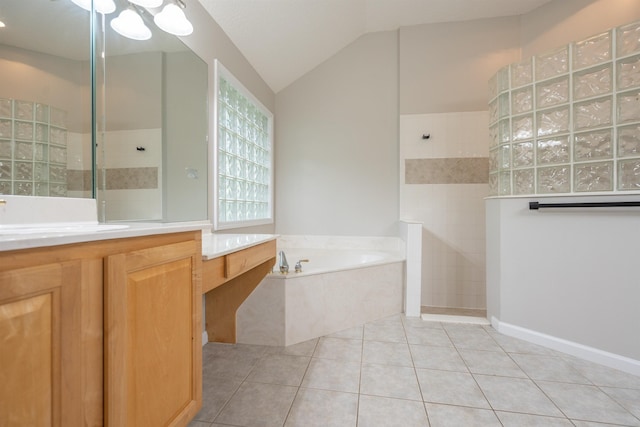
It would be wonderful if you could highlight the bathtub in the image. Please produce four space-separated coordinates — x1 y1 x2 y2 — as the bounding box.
274 248 404 277
236 236 406 346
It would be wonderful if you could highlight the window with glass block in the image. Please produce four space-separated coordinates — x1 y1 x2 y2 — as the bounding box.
215 61 273 229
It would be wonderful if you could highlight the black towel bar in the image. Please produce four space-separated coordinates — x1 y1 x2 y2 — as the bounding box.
529 201 640 210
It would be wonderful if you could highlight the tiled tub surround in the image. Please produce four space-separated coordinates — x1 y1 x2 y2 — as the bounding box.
236 236 405 346
400 111 489 311
489 19 640 196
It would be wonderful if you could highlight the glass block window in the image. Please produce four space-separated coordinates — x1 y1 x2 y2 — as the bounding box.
214 60 273 229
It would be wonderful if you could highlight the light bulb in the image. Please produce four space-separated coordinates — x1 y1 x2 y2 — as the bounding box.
110 9 152 40
154 3 193 36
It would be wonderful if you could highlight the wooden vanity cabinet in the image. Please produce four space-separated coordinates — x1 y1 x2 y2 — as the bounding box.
0 231 202 427
104 239 202 427
0 258 102 427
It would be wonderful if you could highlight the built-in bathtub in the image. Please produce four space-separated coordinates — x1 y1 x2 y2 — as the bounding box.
236 235 406 346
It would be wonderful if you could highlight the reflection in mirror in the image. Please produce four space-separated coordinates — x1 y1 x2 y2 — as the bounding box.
0 0 208 223
97 1 208 222
0 0 92 198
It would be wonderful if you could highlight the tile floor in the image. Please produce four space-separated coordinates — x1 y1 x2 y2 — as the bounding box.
189 315 640 427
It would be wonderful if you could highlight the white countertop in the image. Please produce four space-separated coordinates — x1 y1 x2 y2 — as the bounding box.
0 196 277 256
0 221 212 252
0 222 278 260
201 233 277 260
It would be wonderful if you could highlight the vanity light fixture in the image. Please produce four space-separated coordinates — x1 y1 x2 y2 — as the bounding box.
110 8 152 40
71 0 116 15
0 21 5 28
154 0 193 36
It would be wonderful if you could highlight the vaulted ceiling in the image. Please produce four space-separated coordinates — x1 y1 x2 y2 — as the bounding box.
197 0 553 92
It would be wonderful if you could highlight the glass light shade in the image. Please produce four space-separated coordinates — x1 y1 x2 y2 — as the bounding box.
129 0 164 8
154 3 193 36
110 9 152 41
71 0 116 14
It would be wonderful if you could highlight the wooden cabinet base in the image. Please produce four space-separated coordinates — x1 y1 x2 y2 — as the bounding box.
205 258 275 343
105 240 202 427
0 231 201 427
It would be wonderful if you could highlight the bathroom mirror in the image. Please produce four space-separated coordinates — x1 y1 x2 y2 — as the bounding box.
0 0 208 222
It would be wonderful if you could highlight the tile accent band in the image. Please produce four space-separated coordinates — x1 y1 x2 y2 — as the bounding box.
67 167 158 191
405 157 489 184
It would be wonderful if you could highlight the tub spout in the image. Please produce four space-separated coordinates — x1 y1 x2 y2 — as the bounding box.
278 250 289 274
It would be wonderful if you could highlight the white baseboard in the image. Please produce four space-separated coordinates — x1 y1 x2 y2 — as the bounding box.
422 313 490 325
202 331 208 346
491 317 640 377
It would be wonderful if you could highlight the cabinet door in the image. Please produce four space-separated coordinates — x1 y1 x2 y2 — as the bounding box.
0 261 89 427
105 240 202 427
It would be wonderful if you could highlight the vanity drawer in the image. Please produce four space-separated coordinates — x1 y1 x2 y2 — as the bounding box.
225 241 275 279
202 240 276 294
202 256 226 293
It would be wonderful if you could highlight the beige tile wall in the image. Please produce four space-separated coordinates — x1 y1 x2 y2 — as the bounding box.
400 111 489 310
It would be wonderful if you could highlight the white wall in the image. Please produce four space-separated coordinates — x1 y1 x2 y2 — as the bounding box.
275 31 399 236
0 45 90 134
163 51 209 222
487 196 640 368
399 16 521 114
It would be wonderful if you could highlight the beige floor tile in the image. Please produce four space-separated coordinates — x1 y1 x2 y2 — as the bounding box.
358 395 429 427
510 353 592 384
362 340 413 367
495 411 574 426
404 324 454 346
474 374 564 417
416 368 490 408
301 358 361 393
245 353 311 386
284 388 358 427
214 382 297 427
313 337 362 362
196 316 640 427
410 344 468 372
360 364 422 401
445 327 503 352
537 381 640 426
193 375 242 422
601 386 640 419
566 358 640 390
459 349 527 378
364 317 407 343
425 403 501 427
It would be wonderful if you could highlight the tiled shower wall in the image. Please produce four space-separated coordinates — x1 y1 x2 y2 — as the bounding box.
98 129 162 220
66 128 162 220
400 111 489 310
